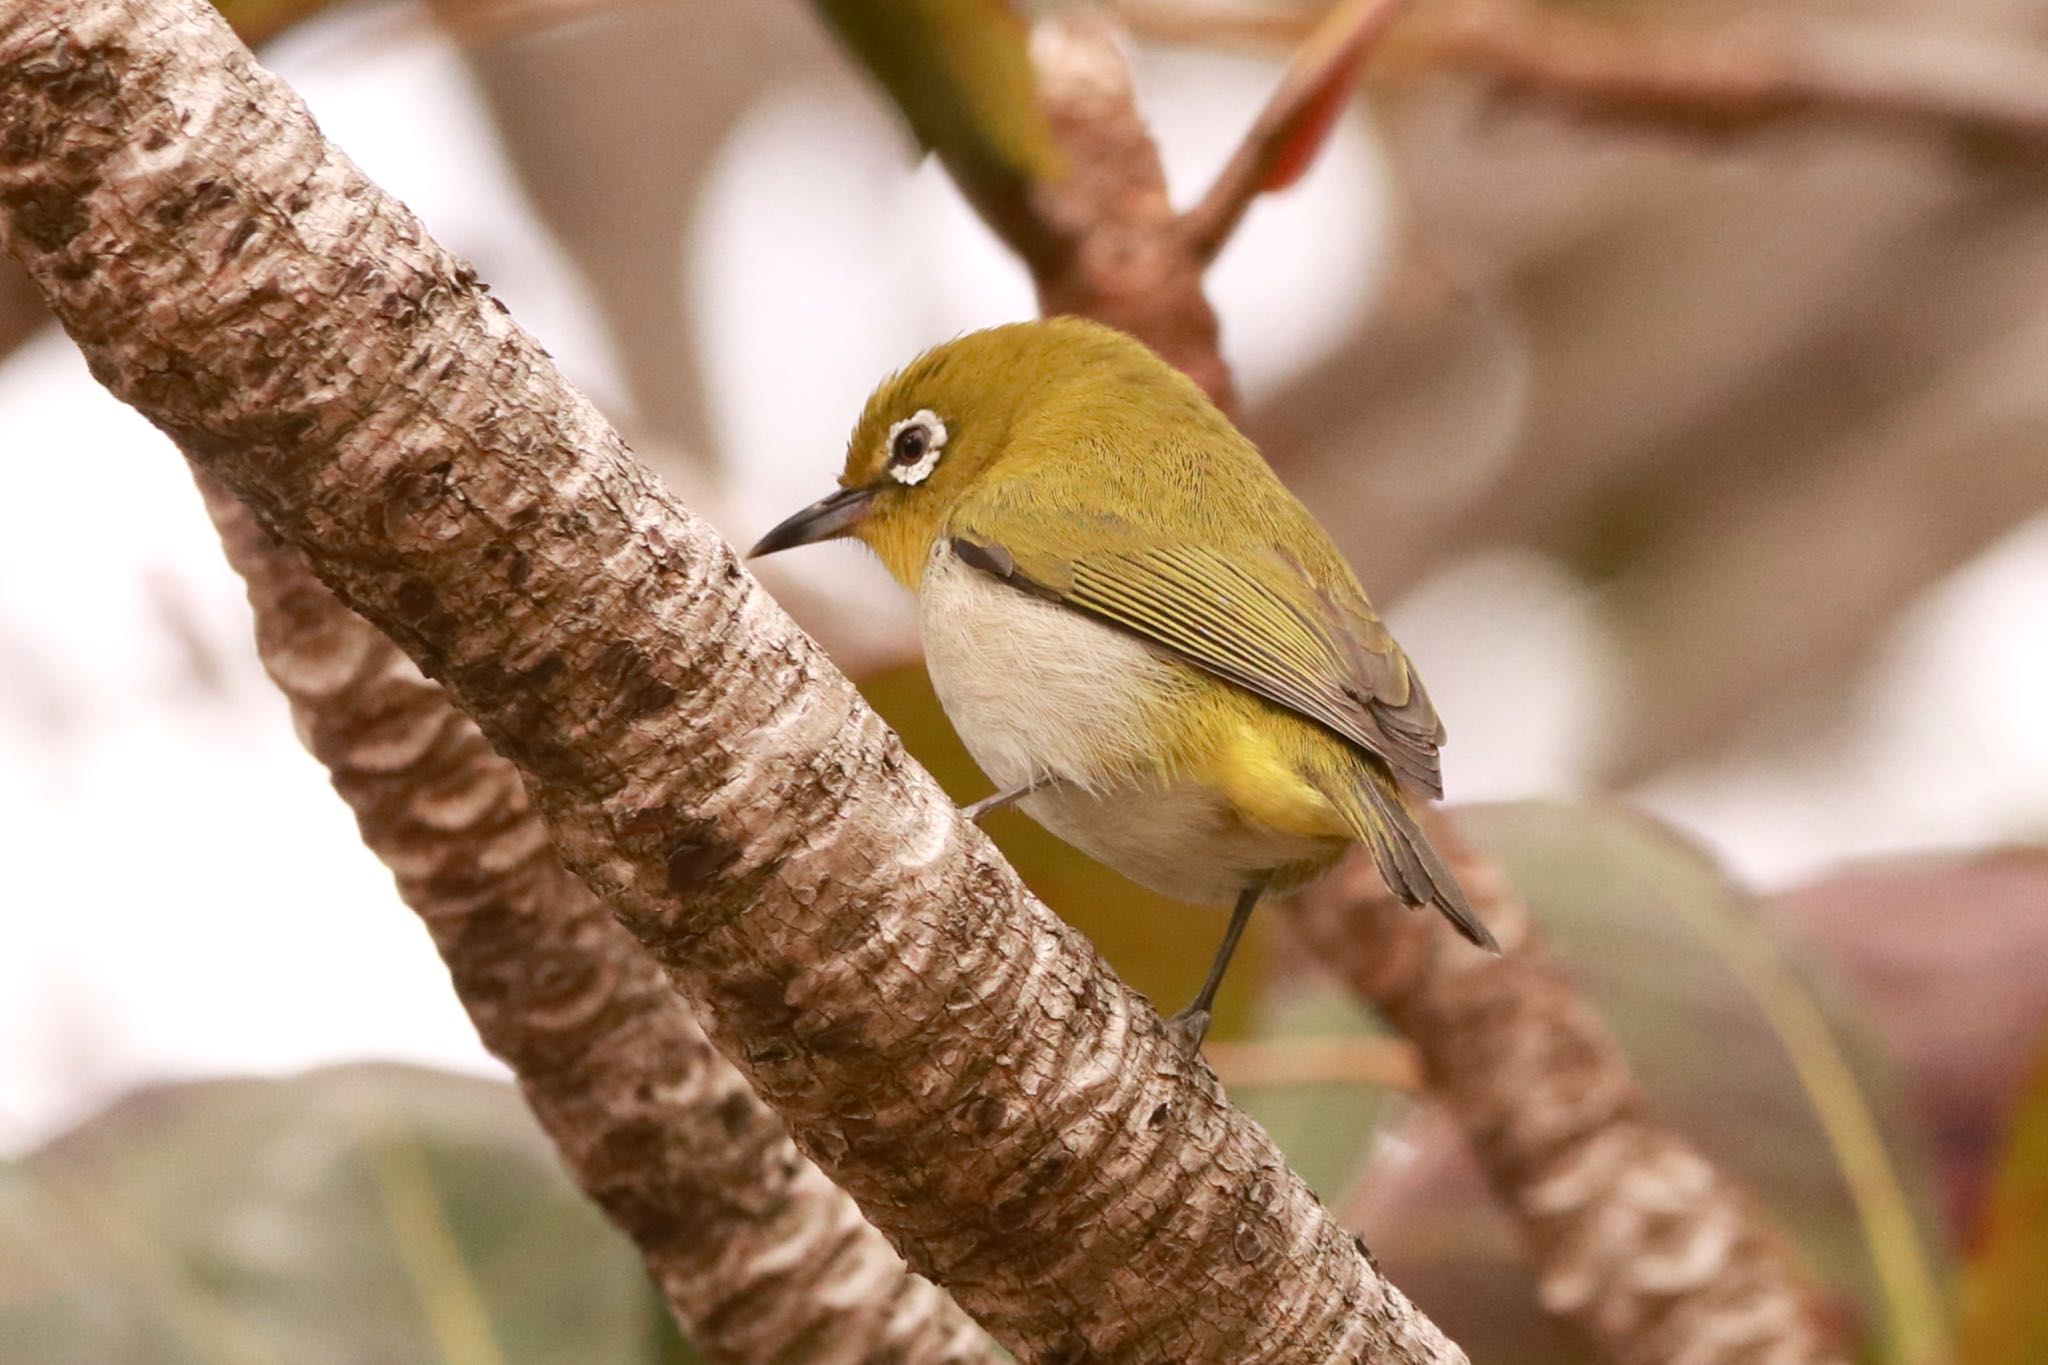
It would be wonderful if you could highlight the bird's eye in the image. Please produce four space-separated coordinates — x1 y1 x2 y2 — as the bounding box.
885 410 948 486
892 425 927 463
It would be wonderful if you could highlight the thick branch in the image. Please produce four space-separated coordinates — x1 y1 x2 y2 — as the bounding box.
1284 822 1847 1365
0 1 1461 1360
198 477 993 1365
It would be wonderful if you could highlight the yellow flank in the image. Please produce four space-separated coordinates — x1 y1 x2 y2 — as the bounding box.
1139 673 1361 884
1198 703 1355 844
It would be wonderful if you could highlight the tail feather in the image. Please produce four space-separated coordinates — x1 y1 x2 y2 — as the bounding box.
1321 763 1499 953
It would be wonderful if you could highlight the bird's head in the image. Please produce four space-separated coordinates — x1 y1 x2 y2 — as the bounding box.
749 318 1149 586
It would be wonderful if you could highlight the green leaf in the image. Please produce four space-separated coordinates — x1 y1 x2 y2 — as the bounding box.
1960 1047 2048 1365
0 1065 699 1365
1351 802 1957 1365
809 0 1064 248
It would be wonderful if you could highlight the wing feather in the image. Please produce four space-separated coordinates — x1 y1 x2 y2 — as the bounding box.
951 532 1446 797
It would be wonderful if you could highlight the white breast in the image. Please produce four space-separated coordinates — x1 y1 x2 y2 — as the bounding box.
917 543 1327 905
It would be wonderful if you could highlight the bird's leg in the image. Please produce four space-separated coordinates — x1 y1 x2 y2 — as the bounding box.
1166 881 1266 1056
961 777 1042 824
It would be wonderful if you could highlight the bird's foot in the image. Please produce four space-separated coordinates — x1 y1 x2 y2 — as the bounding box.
958 777 1040 822
1164 1007 1212 1057
960 792 1008 824
960 779 1039 825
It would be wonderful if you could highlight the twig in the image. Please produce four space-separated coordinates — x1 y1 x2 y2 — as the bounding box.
1123 0 2048 160
1179 0 1412 264
198 478 993 1365
0 1 1465 1360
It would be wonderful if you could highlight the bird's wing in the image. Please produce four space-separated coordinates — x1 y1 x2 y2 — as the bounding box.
947 520 1446 798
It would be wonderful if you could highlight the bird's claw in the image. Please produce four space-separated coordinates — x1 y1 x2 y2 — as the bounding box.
1164 1007 1212 1056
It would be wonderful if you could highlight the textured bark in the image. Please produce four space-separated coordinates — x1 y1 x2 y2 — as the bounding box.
0 1 1462 1361
1285 821 1848 1365
199 478 992 1365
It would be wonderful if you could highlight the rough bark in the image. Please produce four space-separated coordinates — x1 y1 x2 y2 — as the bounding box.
198 477 993 1365
1284 821 1848 1365
0 1 1462 1361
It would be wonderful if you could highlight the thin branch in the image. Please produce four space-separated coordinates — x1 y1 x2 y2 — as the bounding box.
1410 0 2048 159
197 477 994 1365
1124 0 2048 161
1179 0 1412 264
1283 818 1851 1365
0 1 1463 1360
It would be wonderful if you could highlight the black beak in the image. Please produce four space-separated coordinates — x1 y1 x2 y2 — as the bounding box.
748 485 878 558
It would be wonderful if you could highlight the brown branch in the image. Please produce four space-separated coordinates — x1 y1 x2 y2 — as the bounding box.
1407 0 2048 160
0 251 43 363
924 6 1411 413
196 477 993 1365
1124 0 2048 161
1178 0 1412 265
1024 11 1235 410
0 1 1463 1360
1283 819 1849 1365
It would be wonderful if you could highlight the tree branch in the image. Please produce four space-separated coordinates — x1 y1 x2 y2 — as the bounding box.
1283 819 1848 1365
1403 0 2048 161
197 476 994 1365
1025 11 1236 410
1122 0 2048 160
0 1 1462 1360
1178 0 1411 265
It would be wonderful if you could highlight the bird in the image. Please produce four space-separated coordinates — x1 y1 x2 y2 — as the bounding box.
750 317 1495 1050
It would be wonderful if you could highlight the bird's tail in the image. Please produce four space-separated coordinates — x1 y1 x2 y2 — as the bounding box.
1317 761 1499 952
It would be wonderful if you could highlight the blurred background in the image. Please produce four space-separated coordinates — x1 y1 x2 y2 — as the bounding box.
2 0 2045 1361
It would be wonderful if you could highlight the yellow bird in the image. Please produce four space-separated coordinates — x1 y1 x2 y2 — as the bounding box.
752 318 1495 1049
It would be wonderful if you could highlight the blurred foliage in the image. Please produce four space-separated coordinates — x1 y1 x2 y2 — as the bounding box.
1960 1046 2048 1365
1353 803 1962 1365
808 0 1063 213
210 0 340 47
0 1065 696 1365
1767 849 2048 1244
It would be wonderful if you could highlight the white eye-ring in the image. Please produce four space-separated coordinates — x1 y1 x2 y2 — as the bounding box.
886 410 947 486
